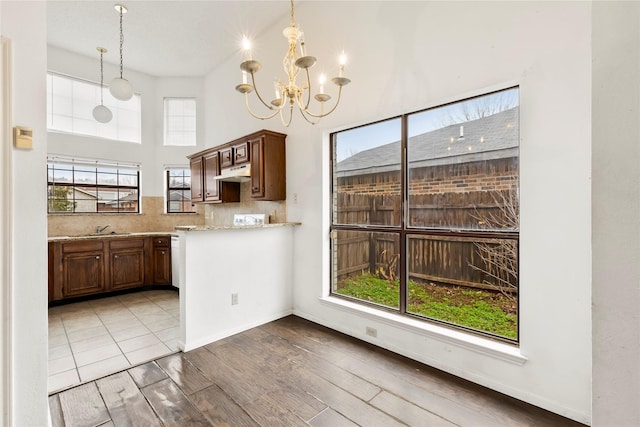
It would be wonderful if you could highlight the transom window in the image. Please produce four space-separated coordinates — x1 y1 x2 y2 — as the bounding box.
331 87 520 342
46 72 142 143
164 98 196 146
165 167 197 213
47 156 140 213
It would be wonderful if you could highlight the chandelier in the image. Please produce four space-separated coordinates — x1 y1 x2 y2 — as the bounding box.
235 0 351 126
109 4 134 101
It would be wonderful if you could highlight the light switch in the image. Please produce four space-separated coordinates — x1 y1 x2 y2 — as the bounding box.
13 126 33 149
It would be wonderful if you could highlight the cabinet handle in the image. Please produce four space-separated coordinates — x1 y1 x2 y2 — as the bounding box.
95 256 100 259
114 255 118 259
161 251 165 255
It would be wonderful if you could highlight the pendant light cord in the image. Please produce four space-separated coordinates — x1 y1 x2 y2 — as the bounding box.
100 50 105 105
119 7 124 79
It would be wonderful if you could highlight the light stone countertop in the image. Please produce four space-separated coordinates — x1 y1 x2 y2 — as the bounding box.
174 222 301 232
47 231 176 242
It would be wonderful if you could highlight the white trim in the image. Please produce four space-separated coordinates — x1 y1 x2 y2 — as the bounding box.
0 35 13 426
318 296 527 365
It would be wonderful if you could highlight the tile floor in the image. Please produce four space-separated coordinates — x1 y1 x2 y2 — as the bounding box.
47 289 180 394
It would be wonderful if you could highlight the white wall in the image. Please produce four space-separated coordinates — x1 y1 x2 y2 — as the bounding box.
178 227 294 351
0 1 49 425
207 1 593 423
48 46 205 197
592 2 640 426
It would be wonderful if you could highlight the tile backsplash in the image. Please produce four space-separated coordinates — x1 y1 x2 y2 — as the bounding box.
47 197 205 236
204 181 287 226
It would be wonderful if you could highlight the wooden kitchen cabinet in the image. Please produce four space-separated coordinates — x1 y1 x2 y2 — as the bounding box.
188 129 286 204
109 238 145 291
50 240 106 301
49 235 173 303
190 156 204 202
189 150 240 204
248 131 286 201
152 237 171 285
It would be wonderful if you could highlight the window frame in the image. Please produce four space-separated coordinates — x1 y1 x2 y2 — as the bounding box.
46 71 142 144
165 167 197 214
163 97 197 147
47 156 141 214
329 88 520 344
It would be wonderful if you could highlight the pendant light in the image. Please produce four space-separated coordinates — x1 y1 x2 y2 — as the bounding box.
92 47 113 123
109 4 134 101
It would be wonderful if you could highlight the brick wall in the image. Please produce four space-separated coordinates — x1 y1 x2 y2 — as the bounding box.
337 157 518 195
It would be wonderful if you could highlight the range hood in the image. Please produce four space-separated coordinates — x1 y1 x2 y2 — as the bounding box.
214 163 251 182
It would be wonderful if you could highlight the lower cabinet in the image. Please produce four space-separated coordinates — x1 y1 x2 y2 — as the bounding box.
152 237 171 285
110 239 145 291
49 235 172 303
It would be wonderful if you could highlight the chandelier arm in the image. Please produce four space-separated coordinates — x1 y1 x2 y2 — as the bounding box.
298 107 322 125
244 94 281 120
302 68 312 110
296 85 344 119
278 105 294 127
249 72 280 111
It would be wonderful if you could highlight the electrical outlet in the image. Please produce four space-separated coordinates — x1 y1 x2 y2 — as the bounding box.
365 326 377 338
293 193 298 204
231 293 238 305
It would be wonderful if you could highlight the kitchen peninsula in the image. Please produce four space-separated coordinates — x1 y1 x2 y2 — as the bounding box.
175 222 299 351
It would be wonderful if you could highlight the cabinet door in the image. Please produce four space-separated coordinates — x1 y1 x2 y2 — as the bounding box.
250 137 265 198
219 147 233 168
110 248 145 290
153 246 171 284
110 239 145 290
190 157 204 202
233 141 249 165
62 251 105 298
203 151 221 202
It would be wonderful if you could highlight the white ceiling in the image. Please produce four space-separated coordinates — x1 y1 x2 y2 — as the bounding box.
47 1 292 77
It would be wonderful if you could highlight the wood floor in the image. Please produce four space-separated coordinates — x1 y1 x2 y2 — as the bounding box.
49 316 585 426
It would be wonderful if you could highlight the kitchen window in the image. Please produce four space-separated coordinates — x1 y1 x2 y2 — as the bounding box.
165 167 196 213
330 87 520 342
47 156 141 213
46 72 142 143
164 98 196 146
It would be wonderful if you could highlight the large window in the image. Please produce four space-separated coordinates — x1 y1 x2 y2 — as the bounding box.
47 156 140 213
46 72 142 143
331 88 519 342
165 167 197 213
164 98 196 146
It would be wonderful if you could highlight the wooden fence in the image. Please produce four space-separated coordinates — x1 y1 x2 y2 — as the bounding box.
334 192 518 293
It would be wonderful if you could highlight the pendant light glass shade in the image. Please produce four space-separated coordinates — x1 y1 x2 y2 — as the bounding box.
93 47 113 123
92 104 113 123
109 77 133 101
109 4 134 101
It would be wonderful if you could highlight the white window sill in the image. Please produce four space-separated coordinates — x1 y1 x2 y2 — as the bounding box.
319 296 527 366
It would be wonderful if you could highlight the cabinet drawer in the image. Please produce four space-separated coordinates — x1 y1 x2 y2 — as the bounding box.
62 240 104 253
152 237 170 247
219 147 233 168
109 238 145 250
233 141 249 164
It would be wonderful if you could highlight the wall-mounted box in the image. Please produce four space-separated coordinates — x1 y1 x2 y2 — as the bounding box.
13 126 32 149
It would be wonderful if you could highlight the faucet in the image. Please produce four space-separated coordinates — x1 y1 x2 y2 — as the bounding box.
96 224 111 234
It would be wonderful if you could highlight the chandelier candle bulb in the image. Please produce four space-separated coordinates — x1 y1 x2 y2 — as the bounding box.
242 37 252 61
299 32 306 57
338 51 347 77
318 74 326 94
242 71 248 85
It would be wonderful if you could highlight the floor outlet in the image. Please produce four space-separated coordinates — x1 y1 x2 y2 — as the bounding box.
231 293 238 305
366 326 377 338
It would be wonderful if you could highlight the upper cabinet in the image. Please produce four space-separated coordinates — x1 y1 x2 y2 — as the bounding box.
189 148 241 204
188 130 286 203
